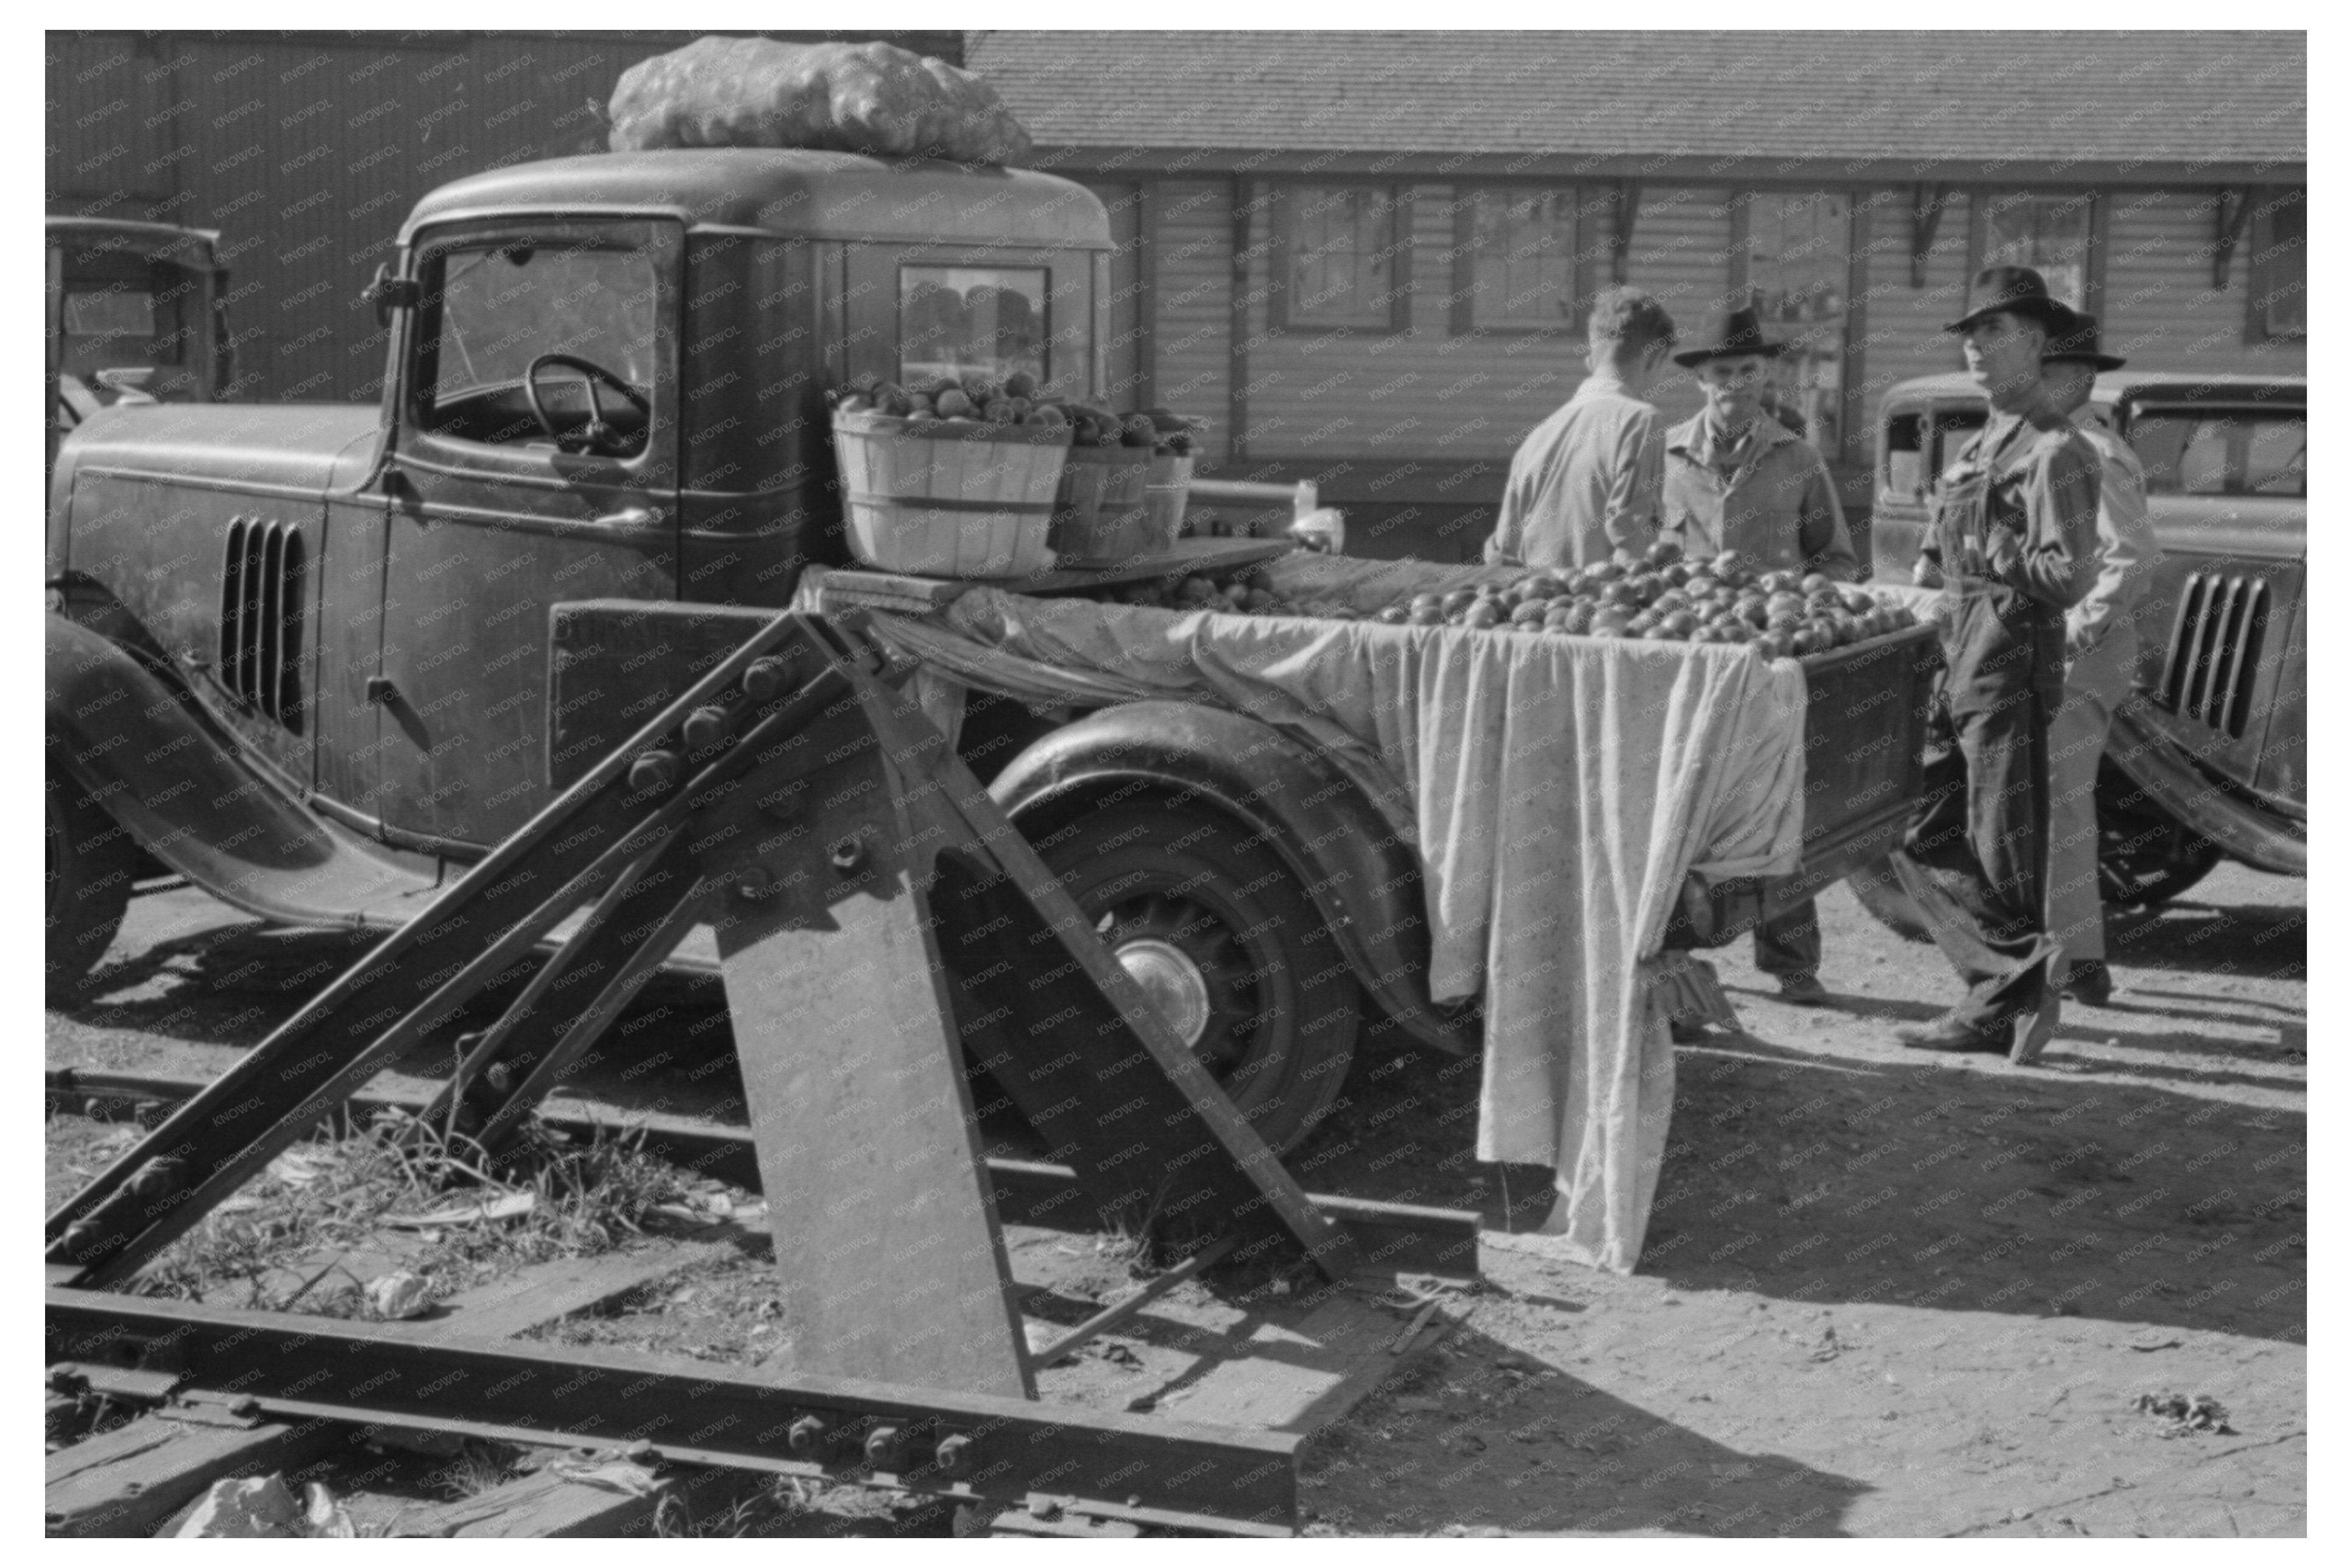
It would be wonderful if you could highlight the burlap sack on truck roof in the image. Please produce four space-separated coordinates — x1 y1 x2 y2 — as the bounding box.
607 36 1033 166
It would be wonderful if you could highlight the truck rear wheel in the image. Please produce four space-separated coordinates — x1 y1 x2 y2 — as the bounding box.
46 770 137 1000
1037 800 1360 1155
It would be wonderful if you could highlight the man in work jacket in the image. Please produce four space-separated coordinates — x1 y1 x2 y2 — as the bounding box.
2038 308 2161 1009
1484 286 1678 570
1660 304 1860 1012
1893 267 2102 1062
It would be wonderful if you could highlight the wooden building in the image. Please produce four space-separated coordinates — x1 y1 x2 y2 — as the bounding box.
970 30 2306 556
45 30 960 408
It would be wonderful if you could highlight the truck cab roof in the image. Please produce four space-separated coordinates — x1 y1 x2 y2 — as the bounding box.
401 149 1114 250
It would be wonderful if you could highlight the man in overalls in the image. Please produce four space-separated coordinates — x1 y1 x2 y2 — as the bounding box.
1661 304 1858 1012
1893 267 2101 1062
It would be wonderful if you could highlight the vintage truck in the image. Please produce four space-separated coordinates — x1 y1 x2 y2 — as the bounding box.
46 149 1928 1152
1860 369 2305 924
46 217 233 475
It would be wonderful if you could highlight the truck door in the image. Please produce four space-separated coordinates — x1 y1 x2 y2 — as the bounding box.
374 219 681 850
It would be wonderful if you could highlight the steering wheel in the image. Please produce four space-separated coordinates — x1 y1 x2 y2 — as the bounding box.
521 352 649 455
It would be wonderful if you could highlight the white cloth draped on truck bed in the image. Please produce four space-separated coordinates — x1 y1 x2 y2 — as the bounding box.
796 554 1807 1272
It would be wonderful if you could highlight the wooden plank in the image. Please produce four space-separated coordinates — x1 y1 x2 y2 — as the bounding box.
429 1237 738 1341
1152 1287 1438 1436
1003 537 1294 595
390 1464 668 1538
45 1414 341 1538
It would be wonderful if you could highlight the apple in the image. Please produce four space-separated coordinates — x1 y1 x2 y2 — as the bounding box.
1711 550 1745 579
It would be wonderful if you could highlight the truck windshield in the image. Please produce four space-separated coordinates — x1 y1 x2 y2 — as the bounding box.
900 265 1047 387
2129 409 2307 500
434 244 655 403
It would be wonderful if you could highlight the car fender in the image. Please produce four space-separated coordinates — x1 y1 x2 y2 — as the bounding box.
46 612 437 926
2107 696 2304 877
989 701 1477 1056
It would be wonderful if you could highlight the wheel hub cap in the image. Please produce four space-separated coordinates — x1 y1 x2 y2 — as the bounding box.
1115 937 1213 1048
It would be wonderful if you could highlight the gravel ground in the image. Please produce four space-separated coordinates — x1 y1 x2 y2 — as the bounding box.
46 862 2305 1536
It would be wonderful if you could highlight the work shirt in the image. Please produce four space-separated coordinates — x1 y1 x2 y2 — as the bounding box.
1918 406 2101 613
2064 408 2163 664
1484 373 1663 570
1661 412 1859 581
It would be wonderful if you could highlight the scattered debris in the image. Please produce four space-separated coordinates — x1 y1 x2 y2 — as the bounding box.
381 1192 537 1229
2134 1392 2235 1436
365 1271 435 1320
2125 1331 2185 1353
174 1477 354 1538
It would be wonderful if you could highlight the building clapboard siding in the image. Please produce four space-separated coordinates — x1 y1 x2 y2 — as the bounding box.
975 30 2303 558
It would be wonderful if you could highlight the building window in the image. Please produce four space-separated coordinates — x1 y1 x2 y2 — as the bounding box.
1271 185 1407 333
1743 192 1851 456
1977 191 2093 308
1450 188 1578 333
2247 187 2304 342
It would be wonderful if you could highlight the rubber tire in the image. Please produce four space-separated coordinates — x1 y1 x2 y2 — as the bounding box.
1036 799 1360 1155
46 769 138 1001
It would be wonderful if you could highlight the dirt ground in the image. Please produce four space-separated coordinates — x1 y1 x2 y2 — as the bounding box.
45 862 2306 1536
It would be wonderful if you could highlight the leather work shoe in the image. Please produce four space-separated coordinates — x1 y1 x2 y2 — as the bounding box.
2061 961 2113 1008
1776 972 1832 1006
1893 1014 2008 1054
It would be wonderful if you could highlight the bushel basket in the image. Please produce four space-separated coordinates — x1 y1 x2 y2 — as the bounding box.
833 411 1070 579
1049 445 1162 566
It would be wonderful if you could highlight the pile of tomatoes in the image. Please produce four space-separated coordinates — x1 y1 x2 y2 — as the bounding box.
1369 542 1913 657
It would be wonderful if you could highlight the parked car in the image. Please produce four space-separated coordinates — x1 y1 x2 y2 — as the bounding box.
1856 370 2304 931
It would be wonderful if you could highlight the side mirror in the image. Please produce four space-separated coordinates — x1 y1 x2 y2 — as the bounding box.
362 263 420 329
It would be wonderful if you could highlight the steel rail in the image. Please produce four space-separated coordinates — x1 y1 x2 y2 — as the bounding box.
46 1286 1298 1533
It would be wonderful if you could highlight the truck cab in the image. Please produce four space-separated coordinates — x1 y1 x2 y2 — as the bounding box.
1869 371 2306 904
49 149 1456 1152
44 217 232 486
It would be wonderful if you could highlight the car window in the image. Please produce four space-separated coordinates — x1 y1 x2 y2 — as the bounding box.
2129 410 2305 500
425 242 656 452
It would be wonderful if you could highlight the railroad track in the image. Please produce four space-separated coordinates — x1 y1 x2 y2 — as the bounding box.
47 1065 1478 1538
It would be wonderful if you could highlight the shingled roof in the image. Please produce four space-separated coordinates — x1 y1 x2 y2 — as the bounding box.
965 30 2305 177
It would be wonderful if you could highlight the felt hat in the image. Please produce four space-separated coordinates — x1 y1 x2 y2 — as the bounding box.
1670 303 1788 368
2043 306 2127 371
1943 266 2075 334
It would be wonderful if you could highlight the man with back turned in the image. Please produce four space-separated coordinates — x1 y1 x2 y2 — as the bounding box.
1485 287 1678 571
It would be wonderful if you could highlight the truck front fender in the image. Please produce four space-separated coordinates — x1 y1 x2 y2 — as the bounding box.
46 613 437 927
989 701 1477 1056
2107 696 2304 878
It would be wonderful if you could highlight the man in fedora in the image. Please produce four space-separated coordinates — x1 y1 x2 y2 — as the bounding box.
2038 308 2162 1009
1892 266 2102 1062
1661 302 1858 1015
1485 286 1678 570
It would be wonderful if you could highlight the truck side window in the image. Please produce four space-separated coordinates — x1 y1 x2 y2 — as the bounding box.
2130 411 2306 500
900 265 1047 388
421 242 657 455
